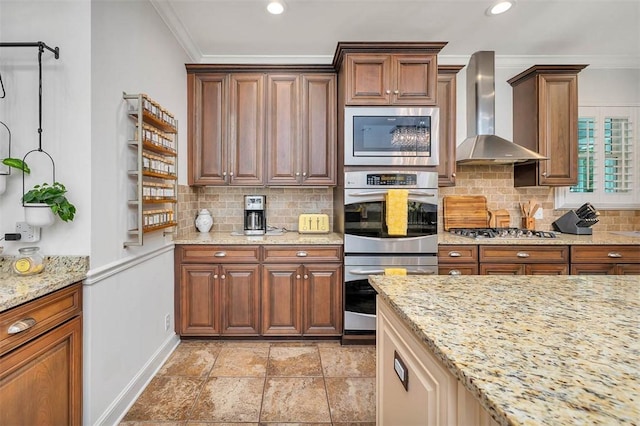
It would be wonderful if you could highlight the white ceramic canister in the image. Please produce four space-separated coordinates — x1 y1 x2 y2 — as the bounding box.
195 209 213 233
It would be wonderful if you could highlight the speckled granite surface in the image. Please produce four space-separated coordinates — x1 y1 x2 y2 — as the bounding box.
0 256 88 313
175 231 343 245
439 230 640 245
369 275 639 426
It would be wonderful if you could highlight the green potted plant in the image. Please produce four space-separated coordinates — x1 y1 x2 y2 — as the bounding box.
23 181 76 226
0 158 30 195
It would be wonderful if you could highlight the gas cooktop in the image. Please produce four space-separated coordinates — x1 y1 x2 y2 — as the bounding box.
449 228 557 239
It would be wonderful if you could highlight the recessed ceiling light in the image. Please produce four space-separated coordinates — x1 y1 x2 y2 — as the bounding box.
486 0 515 16
267 0 286 15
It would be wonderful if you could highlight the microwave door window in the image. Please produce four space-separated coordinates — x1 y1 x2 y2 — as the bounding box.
354 116 431 156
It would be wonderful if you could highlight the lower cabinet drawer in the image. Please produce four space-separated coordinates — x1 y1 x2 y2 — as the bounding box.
438 264 478 275
178 245 261 263
571 245 640 264
0 282 82 356
263 245 342 262
479 245 569 263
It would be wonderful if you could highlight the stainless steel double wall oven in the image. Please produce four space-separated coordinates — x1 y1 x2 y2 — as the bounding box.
337 170 439 336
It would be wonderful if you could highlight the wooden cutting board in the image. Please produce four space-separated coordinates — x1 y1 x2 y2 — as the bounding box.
489 209 511 228
443 196 488 230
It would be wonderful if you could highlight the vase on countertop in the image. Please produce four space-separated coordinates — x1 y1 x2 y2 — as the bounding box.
195 209 213 233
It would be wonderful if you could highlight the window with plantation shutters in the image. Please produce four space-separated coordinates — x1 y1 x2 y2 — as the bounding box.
556 106 639 210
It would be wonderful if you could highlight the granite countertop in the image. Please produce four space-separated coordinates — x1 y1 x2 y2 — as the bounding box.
439 230 640 245
369 274 639 426
175 231 344 245
0 256 89 313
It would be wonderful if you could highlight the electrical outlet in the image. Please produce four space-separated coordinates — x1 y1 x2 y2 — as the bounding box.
164 314 171 331
16 222 40 242
534 208 543 220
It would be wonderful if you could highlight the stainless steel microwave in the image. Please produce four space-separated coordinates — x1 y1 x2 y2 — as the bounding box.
344 106 439 166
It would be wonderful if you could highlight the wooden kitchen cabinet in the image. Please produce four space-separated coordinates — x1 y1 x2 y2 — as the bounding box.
0 283 82 426
436 66 463 187
266 73 336 186
262 245 343 336
438 244 478 275
176 245 261 336
570 245 640 275
479 245 569 275
333 42 446 106
508 65 587 187
187 71 264 186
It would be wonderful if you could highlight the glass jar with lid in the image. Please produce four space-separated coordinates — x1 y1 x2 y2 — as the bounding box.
13 246 45 276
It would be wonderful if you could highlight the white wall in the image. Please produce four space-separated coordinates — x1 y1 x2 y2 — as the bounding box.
86 0 189 424
0 0 91 255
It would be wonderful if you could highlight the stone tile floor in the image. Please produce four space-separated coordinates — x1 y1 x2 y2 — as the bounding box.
120 340 376 425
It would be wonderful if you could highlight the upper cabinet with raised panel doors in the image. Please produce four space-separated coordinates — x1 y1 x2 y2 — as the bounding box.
436 65 463 187
333 42 447 106
186 65 336 187
508 65 588 187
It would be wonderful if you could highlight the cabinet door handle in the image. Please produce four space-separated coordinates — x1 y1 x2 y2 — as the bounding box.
448 251 461 257
608 252 622 258
8 318 37 335
213 274 218 279
302 172 307 177
385 89 391 94
295 172 300 176
296 251 308 257
220 274 226 279
214 251 227 257
303 274 309 279
449 269 462 275
393 90 399 94
296 274 301 279
516 252 530 258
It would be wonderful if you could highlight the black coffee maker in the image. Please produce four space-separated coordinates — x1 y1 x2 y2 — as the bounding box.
244 195 266 235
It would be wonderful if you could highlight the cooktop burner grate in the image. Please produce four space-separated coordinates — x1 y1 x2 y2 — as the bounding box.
449 227 557 239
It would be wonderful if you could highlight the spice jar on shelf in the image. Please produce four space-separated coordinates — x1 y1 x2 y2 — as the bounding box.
13 246 45 276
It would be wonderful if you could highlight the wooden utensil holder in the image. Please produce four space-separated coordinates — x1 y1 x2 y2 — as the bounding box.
522 217 535 230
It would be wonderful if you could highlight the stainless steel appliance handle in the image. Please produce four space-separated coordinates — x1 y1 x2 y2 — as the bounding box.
349 190 435 197
348 269 435 275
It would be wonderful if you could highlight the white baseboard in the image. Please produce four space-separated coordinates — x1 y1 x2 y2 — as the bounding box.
93 333 180 426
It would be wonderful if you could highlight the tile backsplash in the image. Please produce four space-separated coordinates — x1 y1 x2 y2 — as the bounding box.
178 186 333 234
178 165 639 236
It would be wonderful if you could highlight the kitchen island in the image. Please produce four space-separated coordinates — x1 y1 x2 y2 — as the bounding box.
369 274 639 426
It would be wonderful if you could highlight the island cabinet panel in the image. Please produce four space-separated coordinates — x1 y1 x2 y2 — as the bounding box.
0 283 82 426
377 297 497 426
570 245 640 275
479 245 569 275
438 244 478 275
508 65 587 187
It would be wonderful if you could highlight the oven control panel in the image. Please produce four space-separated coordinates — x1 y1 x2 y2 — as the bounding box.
366 173 417 186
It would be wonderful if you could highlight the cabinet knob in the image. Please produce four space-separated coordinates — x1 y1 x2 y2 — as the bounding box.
516 252 530 258
223 171 227 177
304 274 309 279
452 173 456 177
542 172 547 177
448 251 461 257
213 274 219 279
8 317 37 334
608 252 622 258
296 251 308 257
295 172 300 176
221 274 226 279
214 251 227 257
385 90 391 94
393 90 399 95
229 172 234 177
449 270 462 275
302 172 307 177
296 274 301 279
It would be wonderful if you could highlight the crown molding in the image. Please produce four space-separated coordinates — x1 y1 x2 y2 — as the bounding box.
440 54 640 70
149 0 202 62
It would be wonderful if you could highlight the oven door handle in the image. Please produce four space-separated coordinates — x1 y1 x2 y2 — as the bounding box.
349 190 436 197
348 269 436 275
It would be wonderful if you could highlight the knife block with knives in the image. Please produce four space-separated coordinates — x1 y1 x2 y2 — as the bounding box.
552 203 599 235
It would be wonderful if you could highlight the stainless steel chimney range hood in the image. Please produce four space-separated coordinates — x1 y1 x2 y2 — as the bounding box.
456 51 547 165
